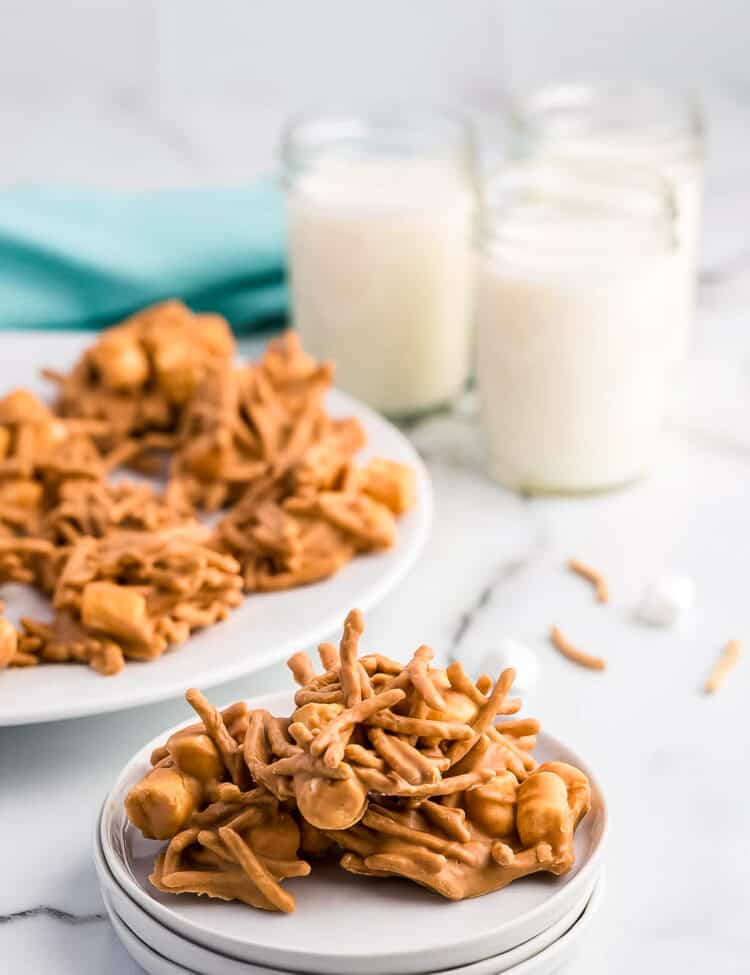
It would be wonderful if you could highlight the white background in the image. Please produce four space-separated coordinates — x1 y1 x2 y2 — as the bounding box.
1 0 749 187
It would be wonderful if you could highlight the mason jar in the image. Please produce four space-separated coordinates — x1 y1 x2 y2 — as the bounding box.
476 161 679 495
509 83 704 364
281 106 477 418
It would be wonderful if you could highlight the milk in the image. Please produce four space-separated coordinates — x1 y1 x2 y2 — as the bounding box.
511 84 704 364
287 157 475 416
534 137 702 364
476 167 678 494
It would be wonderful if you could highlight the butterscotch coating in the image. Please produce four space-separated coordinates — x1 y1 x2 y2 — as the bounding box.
335 791 576 901
52 524 244 665
138 686 312 914
81 581 151 647
125 608 593 912
299 819 334 858
317 492 396 551
152 342 204 405
425 688 479 727
292 702 343 733
0 388 56 425
0 389 83 480
357 458 416 515
0 479 44 510
245 811 300 861
516 762 591 872
536 761 591 828
91 330 150 392
0 618 18 669
339 840 543 901
150 814 310 913
516 771 568 846
46 300 236 445
464 770 518 838
295 772 368 831
125 765 203 840
0 318 415 680
167 733 224 783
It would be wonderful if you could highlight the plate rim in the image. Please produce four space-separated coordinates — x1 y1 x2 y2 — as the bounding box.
103 881 605 975
97 845 301 975
95 817 600 975
0 386 432 726
106 897 201 975
100 690 608 975
100 837 604 975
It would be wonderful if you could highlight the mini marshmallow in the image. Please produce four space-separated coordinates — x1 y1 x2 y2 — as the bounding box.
478 639 540 691
636 574 696 627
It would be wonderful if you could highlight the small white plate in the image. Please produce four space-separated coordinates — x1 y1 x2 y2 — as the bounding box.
103 876 604 975
95 820 599 975
0 333 432 726
96 826 289 975
100 691 607 975
427 875 603 975
108 903 201 975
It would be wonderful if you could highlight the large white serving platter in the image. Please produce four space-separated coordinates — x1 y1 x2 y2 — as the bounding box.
0 332 432 726
100 691 608 975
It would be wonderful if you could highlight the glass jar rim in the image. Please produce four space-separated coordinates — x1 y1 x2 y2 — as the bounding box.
478 159 678 260
510 81 704 159
281 102 475 170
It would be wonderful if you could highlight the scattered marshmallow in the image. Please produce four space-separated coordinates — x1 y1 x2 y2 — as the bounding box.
478 639 540 691
636 573 696 627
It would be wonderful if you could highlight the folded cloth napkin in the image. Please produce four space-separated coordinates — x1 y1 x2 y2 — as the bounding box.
0 177 287 333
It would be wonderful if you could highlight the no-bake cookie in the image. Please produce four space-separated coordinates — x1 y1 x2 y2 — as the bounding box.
125 610 591 910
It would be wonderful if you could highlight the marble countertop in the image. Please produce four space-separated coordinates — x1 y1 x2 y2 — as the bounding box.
2 111 750 975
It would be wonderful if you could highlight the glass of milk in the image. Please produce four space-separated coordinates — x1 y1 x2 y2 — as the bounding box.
509 83 704 364
476 161 679 495
282 107 477 417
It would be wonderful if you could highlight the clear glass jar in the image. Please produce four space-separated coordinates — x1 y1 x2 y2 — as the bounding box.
281 106 477 418
509 83 704 364
475 161 678 495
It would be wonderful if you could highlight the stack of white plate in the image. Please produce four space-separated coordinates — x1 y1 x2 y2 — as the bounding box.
96 692 607 975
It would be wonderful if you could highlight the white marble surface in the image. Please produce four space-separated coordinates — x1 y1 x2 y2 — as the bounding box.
2 114 750 975
3 3 750 190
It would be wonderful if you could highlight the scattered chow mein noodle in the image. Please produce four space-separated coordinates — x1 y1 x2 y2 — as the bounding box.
0 303 416 677
704 640 741 694
125 608 592 910
567 558 609 604
549 625 607 672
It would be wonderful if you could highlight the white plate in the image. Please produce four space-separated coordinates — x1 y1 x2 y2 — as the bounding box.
423 876 603 975
100 691 607 975
100 883 284 975
447 877 603 975
96 825 290 975
103 876 604 975
95 819 599 975
0 332 432 726
107 903 202 975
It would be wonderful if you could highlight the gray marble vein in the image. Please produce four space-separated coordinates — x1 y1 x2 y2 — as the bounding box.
448 530 547 661
0 906 106 926
448 557 526 659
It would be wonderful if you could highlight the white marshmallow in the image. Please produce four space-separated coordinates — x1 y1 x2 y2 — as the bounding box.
477 639 540 691
636 574 696 627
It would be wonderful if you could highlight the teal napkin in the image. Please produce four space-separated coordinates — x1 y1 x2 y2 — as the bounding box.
0 178 287 333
